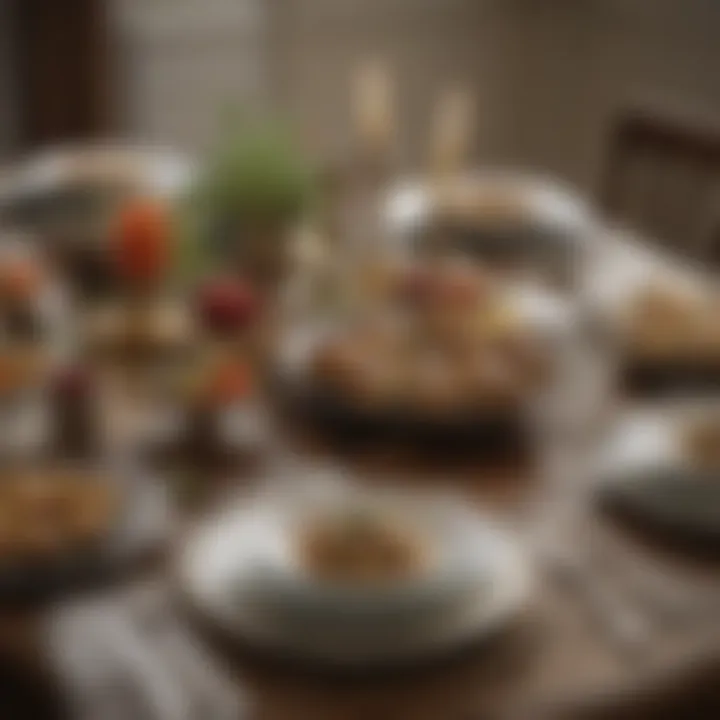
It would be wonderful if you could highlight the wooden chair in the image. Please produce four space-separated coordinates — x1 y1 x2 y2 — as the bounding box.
601 108 720 262
705 220 720 268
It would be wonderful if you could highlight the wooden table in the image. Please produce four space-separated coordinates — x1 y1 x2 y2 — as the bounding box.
3 230 720 720
175 425 720 720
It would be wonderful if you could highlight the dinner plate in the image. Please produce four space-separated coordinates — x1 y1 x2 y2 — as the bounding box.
579 232 720 395
594 407 720 550
581 231 713 330
1 143 192 208
179 485 531 665
0 458 170 606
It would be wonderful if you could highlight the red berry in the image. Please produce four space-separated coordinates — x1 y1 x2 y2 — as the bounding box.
53 366 94 398
197 278 260 335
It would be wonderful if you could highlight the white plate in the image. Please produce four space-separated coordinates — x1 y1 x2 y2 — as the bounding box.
595 402 720 480
385 169 597 253
595 409 684 480
580 229 717 333
3 143 193 204
179 487 531 665
593 405 720 545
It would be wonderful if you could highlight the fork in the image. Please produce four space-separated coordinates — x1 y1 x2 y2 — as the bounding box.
541 541 653 657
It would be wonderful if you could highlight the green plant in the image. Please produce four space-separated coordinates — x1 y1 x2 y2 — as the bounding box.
178 115 316 282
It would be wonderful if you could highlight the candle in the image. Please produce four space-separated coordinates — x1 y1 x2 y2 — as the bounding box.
353 58 395 161
429 85 474 183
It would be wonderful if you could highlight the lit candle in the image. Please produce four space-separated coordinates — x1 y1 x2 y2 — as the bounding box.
429 85 474 183
353 58 395 162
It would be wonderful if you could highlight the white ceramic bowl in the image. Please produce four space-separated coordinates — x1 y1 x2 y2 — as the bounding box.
179 484 531 664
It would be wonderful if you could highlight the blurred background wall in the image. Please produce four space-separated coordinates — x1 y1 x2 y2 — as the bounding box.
0 0 17 158
110 0 269 153
2 0 720 195
498 0 720 192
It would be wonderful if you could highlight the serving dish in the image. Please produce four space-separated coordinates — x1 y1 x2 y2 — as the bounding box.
384 169 597 285
0 457 168 605
595 405 720 550
585 241 720 395
1 143 191 227
179 482 531 665
0 144 192 298
275 258 576 451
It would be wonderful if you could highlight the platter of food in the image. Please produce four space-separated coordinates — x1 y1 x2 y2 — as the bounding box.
179 481 531 665
276 257 575 451
585 244 720 395
0 458 167 605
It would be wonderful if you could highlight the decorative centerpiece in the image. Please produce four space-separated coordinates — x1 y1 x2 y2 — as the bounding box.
87 197 193 368
153 276 265 475
281 257 551 453
183 118 315 295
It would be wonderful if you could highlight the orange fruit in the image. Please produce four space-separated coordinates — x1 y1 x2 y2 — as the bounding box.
113 199 172 284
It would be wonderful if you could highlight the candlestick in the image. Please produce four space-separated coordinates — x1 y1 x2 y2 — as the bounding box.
353 58 396 165
429 85 474 185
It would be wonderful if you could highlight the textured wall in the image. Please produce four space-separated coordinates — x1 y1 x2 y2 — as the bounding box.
270 0 514 170
110 0 268 155
5 0 717 190
493 0 720 191
265 0 720 188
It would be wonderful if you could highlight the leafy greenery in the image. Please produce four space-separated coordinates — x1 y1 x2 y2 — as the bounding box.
198 120 314 223
177 114 316 283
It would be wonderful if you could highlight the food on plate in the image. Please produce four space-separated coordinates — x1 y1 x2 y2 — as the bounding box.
308 259 547 417
87 302 192 362
64 150 146 194
8 150 159 299
298 505 430 585
435 178 530 227
0 256 44 304
683 414 720 471
0 346 47 398
172 345 257 462
623 283 715 360
0 469 116 562
87 196 192 359
0 254 47 341
11 149 146 232
187 355 253 408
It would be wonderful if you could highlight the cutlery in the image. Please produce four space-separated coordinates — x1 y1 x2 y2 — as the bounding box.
129 584 243 720
543 545 653 656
